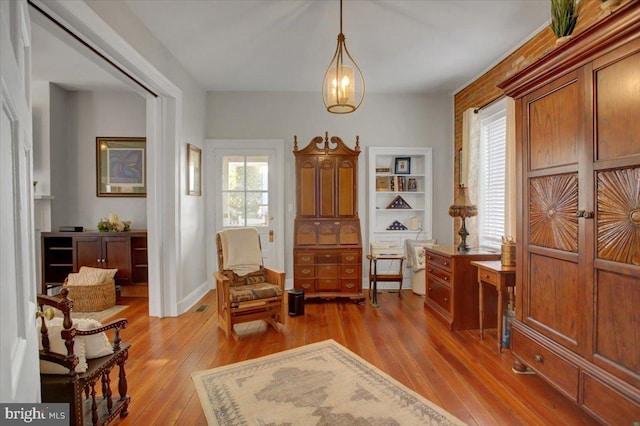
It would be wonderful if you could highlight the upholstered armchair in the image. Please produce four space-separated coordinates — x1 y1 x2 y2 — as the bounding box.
214 227 285 339
37 288 130 426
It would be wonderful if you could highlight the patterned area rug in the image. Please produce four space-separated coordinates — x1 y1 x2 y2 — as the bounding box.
192 339 465 425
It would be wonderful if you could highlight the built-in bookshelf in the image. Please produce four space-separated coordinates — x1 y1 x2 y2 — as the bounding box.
368 147 433 251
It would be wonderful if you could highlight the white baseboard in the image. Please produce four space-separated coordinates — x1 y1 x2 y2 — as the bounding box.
178 280 210 314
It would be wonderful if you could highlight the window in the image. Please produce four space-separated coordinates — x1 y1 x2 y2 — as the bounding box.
222 156 269 227
477 99 507 250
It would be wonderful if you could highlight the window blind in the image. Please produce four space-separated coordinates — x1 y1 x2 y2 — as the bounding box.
478 100 507 250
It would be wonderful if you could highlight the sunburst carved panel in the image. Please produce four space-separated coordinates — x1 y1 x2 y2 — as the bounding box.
597 167 640 265
529 174 579 252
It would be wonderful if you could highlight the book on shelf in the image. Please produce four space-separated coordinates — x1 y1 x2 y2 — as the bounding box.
376 167 391 173
376 176 390 191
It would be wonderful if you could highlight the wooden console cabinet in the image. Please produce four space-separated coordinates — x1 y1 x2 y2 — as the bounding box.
499 4 640 423
293 133 364 300
41 231 148 294
424 246 500 330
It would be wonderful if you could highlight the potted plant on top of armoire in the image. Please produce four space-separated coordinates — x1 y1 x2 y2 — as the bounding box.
550 0 581 45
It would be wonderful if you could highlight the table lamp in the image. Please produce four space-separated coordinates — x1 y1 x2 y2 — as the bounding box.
448 185 477 252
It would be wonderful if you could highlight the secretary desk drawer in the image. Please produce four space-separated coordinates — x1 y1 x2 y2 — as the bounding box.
295 253 315 265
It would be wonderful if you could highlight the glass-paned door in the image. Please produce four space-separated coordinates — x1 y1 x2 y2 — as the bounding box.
207 140 284 275
222 156 269 227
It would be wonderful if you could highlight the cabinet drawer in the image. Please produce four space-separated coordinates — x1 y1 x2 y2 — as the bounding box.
295 253 315 265
295 266 315 278
317 278 340 291
341 279 359 292
426 251 452 272
317 253 339 264
427 266 451 286
427 280 451 312
341 265 359 278
511 327 579 401
477 268 499 286
582 372 640 425
341 253 359 264
317 265 339 278
296 280 315 292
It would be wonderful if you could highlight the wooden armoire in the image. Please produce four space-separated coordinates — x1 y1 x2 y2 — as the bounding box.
293 133 364 300
499 4 640 423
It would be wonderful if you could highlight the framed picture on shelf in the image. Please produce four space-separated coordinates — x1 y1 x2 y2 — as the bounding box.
376 176 390 191
187 143 202 196
394 157 411 174
407 178 417 192
96 137 146 197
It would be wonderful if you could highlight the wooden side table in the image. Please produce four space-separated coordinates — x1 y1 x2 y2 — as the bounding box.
366 255 405 307
471 260 516 353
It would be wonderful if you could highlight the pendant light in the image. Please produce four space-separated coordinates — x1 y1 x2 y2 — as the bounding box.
322 0 365 114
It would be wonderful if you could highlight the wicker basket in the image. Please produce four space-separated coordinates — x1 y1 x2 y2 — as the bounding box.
64 278 116 312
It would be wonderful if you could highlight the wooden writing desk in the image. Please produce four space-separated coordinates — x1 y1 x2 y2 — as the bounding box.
366 255 405 307
471 260 516 353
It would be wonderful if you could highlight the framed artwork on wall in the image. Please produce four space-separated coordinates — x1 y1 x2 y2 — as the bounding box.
187 143 202 196
394 157 411 174
96 137 146 197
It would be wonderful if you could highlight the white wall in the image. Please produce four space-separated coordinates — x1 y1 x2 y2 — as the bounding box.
206 91 454 281
50 89 147 230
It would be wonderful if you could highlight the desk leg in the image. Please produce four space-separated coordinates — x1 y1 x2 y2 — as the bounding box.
371 258 379 308
497 288 503 353
479 280 484 339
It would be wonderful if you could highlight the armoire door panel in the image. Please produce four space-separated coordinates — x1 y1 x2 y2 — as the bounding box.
529 174 579 252
527 75 580 171
596 167 640 265
319 159 335 216
527 253 579 346
595 269 640 382
595 50 640 161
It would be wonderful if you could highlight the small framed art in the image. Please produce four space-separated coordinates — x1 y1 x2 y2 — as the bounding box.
96 137 146 197
187 143 202 196
394 157 411 174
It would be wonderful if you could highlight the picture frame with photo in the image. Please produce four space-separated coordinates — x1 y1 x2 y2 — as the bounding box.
96 137 146 197
394 157 411 174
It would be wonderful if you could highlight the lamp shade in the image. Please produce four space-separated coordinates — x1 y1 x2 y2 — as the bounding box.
448 186 477 219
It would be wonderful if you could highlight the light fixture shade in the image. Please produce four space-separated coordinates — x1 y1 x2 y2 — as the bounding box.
322 2 365 114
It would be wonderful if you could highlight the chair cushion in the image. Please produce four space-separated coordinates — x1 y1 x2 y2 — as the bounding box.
74 318 114 359
228 282 283 304
38 317 88 375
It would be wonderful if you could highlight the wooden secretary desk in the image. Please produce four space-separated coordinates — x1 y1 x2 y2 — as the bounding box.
293 133 364 301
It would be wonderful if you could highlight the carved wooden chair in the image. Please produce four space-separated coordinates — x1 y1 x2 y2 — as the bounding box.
37 288 130 426
214 227 285 340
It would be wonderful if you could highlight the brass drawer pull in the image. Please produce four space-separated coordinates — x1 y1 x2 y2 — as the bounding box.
443 261 449 266
483 274 490 279
345 283 355 289
345 268 354 274
535 354 544 363
345 255 354 261
302 256 311 262
302 283 310 289
302 269 311 275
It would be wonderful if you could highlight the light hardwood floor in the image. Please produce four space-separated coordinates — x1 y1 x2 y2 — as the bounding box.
110 290 597 425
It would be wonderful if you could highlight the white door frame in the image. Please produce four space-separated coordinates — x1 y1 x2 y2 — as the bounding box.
205 139 285 289
1 0 41 402
34 0 183 317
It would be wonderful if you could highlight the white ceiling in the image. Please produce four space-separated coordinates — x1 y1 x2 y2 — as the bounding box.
32 0 552 95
